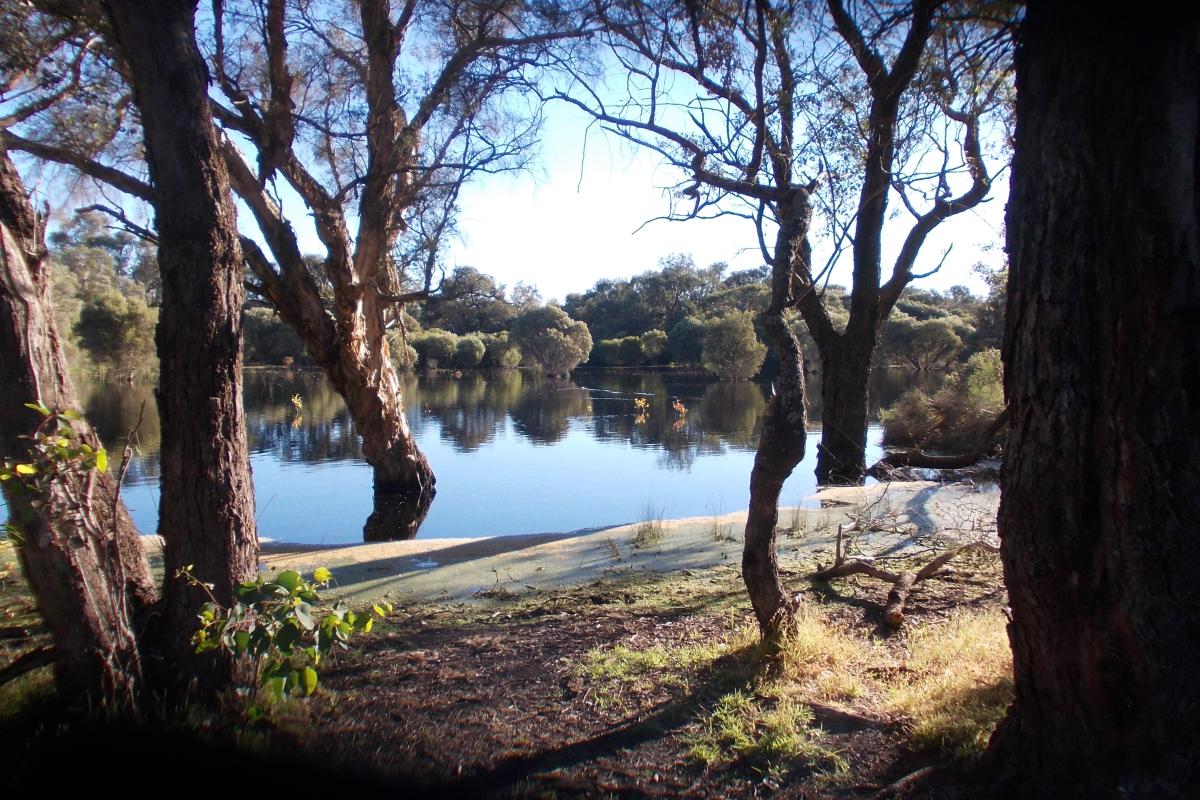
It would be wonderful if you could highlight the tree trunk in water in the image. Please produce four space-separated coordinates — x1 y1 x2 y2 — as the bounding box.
103 0 258 683
986 7 1200 795
743 190 812 640
0 147 156 708
328 309 435 542
815 338 872 485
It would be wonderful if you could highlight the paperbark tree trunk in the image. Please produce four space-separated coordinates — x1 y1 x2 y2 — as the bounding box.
743 189 813 640
102 0 258 680
0 146 156 708
985 5 1200 795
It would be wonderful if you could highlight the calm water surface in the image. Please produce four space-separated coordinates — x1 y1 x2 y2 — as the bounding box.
10 369 932 544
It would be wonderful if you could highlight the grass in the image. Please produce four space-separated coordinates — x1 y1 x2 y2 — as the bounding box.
886 609 1013 756
632 503 667 548
687 689 848 776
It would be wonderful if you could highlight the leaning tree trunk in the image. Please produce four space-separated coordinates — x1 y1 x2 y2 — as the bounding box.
814 332 874 485
0 147 156 708
743 189 813 641
103 0 258 683
985 6 1200 796
331 292 435 542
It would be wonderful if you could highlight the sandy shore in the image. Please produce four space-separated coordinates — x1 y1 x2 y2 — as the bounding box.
152 480 992 605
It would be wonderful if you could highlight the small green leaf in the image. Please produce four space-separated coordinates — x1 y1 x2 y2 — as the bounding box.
275 569 302 592
300 667 318 696
94 448 108 472
60 409 81 420
14 464 36 476
294 603 315 631
24 402 51 416
313 566 333 584
233 630 251 652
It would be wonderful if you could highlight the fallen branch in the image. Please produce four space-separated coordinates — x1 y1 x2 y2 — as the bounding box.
810 543 994 627
868 407 1009 475
0 646 58 687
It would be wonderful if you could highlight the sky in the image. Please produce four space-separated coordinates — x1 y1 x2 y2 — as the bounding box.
443 103 1009 304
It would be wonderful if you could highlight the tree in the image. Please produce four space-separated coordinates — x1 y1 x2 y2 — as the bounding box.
984 6 1200 795
74 286 156 376
557 0 1009 484
510 305 592 376
4 0 593 539
0 144 156 708
421 267 516 334
94 0 261 682
701 313 767 380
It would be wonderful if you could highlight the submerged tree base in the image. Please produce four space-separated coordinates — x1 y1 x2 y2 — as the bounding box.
362 480 435 541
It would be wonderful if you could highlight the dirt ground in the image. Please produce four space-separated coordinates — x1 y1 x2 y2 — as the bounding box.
1 482 1010 797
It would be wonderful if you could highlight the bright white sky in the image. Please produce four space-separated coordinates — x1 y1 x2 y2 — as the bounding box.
444 103 1009 304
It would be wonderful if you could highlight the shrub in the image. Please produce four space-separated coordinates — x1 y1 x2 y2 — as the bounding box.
454 335 485 368
668 316 709 364
702 313 767 380
480 332 522 368
640 329 668 363
880 348 1005 451
618 335 647 366
511 306 592 376
590 339 622 367
411 329 458 370
385 329 418 371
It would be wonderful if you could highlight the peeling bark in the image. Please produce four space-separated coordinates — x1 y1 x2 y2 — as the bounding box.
0 145 155 707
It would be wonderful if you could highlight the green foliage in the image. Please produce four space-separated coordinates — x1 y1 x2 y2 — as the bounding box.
454 334 486 368
589 338 622 367
385 329 419 371
420 267 516 334
618 335 647 366
480 331 521 368
74 287 157 377
1 403 107 487
0 404 108 537
411 329 458 370
702 313 767 380
667 315 710 364
881 348 1005 451
640 329 668 362
510 305 592 376
180 565 392 701
244 307 310 366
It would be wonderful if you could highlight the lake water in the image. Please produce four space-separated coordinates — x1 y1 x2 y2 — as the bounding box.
5 368 932 544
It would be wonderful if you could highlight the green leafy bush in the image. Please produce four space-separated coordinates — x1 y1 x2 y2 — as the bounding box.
702 313 766 380
454 335 486 368
880 349 1005 451
180 566 392 700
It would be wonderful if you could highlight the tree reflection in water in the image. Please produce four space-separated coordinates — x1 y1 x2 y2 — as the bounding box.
59 368 909 542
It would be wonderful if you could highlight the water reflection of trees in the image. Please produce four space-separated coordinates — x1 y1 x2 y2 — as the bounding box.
577 373 767 471
510 377 593 445
74 376 162 483
72 368 930 477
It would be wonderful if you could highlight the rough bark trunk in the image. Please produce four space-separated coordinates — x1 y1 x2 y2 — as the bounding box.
329 310 435 542
743 190 812 640
985 6 1200 795
0 146 156 708
103 0 258 681
815 336 873 485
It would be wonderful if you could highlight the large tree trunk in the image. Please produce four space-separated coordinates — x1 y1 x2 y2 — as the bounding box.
743 190 812 640
103 0 258 681
0 146 156 708
329 303 435 542
985 6 1200 795
814 335 873 485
